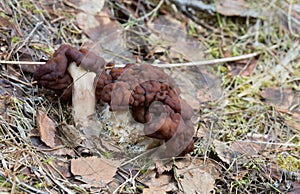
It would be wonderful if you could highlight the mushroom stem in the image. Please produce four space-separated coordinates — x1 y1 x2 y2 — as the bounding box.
67 62 97 127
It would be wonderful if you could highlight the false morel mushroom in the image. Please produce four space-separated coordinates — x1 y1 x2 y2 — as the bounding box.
34 44 194 156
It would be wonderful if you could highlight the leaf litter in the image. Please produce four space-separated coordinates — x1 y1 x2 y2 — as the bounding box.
0 0 300 193
71 156 119 188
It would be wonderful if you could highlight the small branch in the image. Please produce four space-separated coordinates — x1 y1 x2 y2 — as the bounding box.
114 51 261 68
0 60 46 65
152 52 259 68
2 45 278 68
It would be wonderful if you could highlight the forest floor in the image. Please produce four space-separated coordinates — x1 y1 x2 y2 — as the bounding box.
0 0 299 193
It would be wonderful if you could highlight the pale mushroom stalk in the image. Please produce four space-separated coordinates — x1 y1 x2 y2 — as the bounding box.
67 62 100 137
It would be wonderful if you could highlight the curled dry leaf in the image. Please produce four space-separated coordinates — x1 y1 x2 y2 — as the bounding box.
36 110 56 148
178 168 215 194
71 156 119 187
213 139 235 165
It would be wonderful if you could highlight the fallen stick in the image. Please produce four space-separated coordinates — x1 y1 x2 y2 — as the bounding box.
1 45 278 67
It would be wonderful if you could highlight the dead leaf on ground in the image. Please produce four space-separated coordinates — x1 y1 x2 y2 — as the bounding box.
59 124 84 148
175 157 218 194
227 58 258 76
47 157 72 178
285 112 300 131
148 15 205 62
175 157 221 180
260 87 299 111
215 0 259 17
178 168 215 194
71 156 119 187
231 140 264 156
171 67 222 111
141 157 220 193
67 0 105 15
143 187 166 194
214 139 267 167
213 140 235 165
260 87 300 130
155 161 173 175
76 11 134 62
139 170 177 193
73 3 134 63
36 110 57 148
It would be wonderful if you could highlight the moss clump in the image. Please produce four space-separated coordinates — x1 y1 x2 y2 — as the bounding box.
276 153 300 172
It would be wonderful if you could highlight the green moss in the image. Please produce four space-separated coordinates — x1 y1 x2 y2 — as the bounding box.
11 36 19 43
277 153 300 172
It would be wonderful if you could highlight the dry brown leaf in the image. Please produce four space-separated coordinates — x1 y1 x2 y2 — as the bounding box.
139 170 177 192
215 0 258 17
175 157 221 180
149 15 205 62
76 11 134 62
67 0 105 15
71 156 119 187
214 139 265 166
171 67 222 110
36 110 57 148
155 161 173 175
143 187 167 194
174 158 218 193
231 141 263 156
178 168 215 194
213 140 235 165
285 112 300 131
261 87 299 111
260 87 300 130
227 58 258 76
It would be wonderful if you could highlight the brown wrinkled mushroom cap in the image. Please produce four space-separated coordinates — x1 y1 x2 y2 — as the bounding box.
33 44 106 100
95 64 194 156
34 45 195 156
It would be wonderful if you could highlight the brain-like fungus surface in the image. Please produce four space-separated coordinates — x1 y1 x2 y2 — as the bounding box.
33 44 195 156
